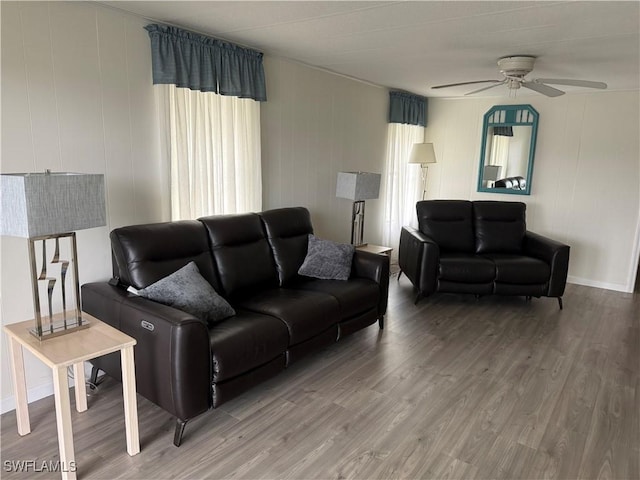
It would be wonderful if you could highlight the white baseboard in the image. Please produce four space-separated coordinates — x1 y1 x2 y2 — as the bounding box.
567 276 632 293
1 382 55 415
1 363 94 415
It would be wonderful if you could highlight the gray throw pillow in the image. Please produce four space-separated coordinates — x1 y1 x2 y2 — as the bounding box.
298 234 355 281
137 261 235 325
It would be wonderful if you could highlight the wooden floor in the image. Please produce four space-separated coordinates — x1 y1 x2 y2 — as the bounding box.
2 279 639 479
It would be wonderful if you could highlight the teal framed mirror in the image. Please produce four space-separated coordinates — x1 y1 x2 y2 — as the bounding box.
477 104 538 195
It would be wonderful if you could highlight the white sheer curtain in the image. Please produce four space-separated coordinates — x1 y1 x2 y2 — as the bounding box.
157 84 262 221
489 135 510 178
381 123 425 253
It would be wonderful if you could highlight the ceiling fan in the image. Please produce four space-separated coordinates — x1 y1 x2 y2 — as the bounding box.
431 55 608 97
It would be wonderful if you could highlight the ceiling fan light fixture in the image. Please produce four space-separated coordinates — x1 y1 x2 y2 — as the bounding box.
507 78 521 90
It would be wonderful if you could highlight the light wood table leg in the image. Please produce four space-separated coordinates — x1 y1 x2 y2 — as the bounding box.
72 362 87 413
52 366 76 480
120 346 140 456
7 336 31 435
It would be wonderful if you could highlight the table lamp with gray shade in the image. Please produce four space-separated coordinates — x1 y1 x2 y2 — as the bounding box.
409 143 437 200
1 171 106 340
483 165 502 188
336 172 381 245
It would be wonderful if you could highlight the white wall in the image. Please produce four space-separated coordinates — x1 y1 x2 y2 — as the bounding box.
2 2 638 415
261 57 388 245
424 92 640 292
0 1 167 412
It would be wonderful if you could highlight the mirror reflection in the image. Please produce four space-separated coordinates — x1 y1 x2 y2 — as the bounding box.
481 126 532 190
477 105 538 196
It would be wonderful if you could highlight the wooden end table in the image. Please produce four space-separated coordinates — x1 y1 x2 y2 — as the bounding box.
356 244 393 256
4 313 140 480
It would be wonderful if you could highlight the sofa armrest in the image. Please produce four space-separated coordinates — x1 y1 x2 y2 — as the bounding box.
398 226 440 295
351 250 390 316
523 231 570 297
81 282 212 422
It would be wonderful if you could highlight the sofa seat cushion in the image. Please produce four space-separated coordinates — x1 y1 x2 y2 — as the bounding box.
290 278 379 319
483 254 551 285
439 254 495 283
235 289 339 345
209 311 289 383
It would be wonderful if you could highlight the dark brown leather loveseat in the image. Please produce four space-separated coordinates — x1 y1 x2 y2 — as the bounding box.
81 207 389 446
398 200 569 308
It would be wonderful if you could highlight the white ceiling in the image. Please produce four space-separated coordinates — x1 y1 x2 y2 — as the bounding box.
102 1 640 98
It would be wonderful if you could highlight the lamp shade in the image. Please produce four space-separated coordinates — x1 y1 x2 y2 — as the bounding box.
1 172 106 238
483 165 502 182
409 143 437 164
336 172 381 201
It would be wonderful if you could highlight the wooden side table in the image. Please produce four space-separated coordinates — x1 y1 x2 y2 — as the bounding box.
4 313 140 480
356 243 393 256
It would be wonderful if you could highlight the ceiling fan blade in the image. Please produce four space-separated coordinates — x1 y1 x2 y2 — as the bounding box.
431 80 502 89
465 81 507 96
534 78 607 89
522 81 565 97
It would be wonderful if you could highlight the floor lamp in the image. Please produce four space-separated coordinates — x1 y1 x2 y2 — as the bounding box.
409 143 437 200
1 171 106 340
336 172 381 246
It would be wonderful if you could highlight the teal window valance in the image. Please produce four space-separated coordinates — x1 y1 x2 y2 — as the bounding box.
145 24 267 101
388 91 427 126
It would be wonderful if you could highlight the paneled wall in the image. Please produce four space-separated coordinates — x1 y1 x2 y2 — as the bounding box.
0 2 166 411
261 57 389 244
424 93 640 292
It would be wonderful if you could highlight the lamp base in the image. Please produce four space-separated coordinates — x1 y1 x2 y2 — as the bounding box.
29 313 90 341
27 233 86 341
420 164 429 200
351 200 366 245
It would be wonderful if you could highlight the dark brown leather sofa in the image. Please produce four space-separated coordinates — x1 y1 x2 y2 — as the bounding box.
81 207 389 446
398 200 569 308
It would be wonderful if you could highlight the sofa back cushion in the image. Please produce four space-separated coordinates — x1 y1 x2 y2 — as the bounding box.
259 207 314 285
417 200 475 253
110 220 220 291
199 213 278 297
473 201 526 254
